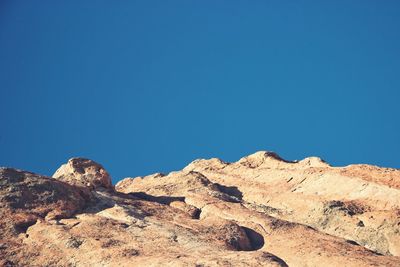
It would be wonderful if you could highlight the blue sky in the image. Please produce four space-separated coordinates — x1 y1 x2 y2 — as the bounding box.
1 1 399 183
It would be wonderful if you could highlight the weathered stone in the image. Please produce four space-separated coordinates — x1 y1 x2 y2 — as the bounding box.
53 158 113 190
1 151 400 266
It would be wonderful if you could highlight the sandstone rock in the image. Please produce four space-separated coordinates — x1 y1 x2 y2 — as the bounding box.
53 158 113 190
0 167 91 265
2 151 400 266
179 151 400 257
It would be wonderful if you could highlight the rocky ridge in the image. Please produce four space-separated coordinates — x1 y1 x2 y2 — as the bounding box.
1 152 399 266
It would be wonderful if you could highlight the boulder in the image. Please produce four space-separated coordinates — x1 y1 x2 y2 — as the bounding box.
53 158 113 190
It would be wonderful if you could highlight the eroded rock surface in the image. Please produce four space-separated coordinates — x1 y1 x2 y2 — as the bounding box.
1 152 400 266
53 158 113 190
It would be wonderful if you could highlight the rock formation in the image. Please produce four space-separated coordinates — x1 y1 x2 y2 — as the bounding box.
1 152 400 266
53 158 113 190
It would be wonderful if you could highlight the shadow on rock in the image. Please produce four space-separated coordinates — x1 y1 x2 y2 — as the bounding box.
241 226 265 250
128 192 185 205
214 183 243 200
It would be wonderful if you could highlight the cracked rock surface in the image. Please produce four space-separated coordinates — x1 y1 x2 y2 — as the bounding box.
1 152 400 266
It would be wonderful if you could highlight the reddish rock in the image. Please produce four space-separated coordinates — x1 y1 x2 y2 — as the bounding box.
1 152 400 266
53 158 113 190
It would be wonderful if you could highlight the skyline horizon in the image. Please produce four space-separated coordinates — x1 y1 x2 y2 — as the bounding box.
1 1 399 183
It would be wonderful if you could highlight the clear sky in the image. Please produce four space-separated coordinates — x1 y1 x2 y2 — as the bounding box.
1 1 399 183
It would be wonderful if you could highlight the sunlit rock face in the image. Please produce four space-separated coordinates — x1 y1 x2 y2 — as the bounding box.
1 151 400 266
53 158 113 190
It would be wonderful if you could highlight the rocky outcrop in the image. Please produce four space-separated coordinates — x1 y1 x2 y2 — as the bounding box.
180 151 400 257
1 152 400 266
53 158 113 190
